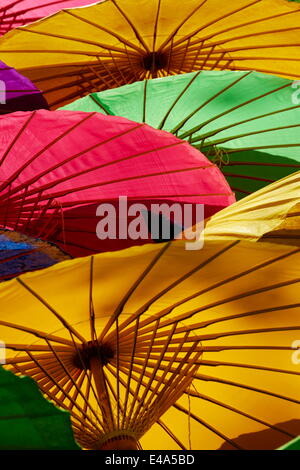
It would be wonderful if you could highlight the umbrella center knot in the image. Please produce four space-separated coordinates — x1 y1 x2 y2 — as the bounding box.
142 51 168 72
74 340 114 369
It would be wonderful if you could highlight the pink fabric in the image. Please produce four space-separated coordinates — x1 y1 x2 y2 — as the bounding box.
0 110 235 256
0 1 94 35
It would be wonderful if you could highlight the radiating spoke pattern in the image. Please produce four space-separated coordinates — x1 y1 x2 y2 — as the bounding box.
0 110 234 257
1 239 300 450
1 0 300 108
61 70 300 199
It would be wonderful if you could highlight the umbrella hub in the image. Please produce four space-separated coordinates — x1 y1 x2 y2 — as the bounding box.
142 51 168 72
97 431 138 450
74 340 114 369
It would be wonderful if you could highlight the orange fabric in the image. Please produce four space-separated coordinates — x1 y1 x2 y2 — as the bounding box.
1 0 300 107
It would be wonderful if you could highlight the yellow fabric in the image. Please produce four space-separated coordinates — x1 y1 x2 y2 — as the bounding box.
1 0 300 107
203 171 300 245
0 239 299 449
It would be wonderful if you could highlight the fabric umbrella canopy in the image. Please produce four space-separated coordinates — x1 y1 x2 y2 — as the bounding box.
0 239 299 450
0 229 70 281
62 70 300 199
0 109 234 257
1 0 300 109
0 1 95 36
203 171 300 246
0 367 80 450
0 60 48 113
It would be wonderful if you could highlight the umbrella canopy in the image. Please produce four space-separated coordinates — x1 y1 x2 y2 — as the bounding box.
0 109 234 257
203 171 300 246
0 1 95 36
0 366 80 450
1 0 300 108
1 239 300 450
0 60 48 113
62 70 300 199
0 229 70 281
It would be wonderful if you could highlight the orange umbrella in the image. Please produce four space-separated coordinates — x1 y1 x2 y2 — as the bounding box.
1 239 300 450
1 0 300 108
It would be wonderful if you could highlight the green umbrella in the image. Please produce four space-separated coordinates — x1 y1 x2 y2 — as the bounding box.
0 366 80 450
278 436 300 450
61 70 300 199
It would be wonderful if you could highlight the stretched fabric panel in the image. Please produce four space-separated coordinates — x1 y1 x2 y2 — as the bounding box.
0 1 95 36
1 0 300 108
61 70 300 198
0 109 234 257
203 171 300 246
0 239 299 449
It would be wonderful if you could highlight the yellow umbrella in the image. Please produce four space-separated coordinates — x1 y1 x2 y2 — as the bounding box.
203 171 300 246
1 239 299 450
1 0 300 108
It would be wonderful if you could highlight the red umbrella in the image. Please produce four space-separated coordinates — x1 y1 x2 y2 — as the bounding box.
0 1 95 36
0 110 235 256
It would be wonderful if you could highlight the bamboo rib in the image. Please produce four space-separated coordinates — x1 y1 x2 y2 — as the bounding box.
174 79 290 137
111 244 298 339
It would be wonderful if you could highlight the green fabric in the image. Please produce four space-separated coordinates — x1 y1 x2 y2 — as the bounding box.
0 367 80 450
61 71 300 200
278 436 300 450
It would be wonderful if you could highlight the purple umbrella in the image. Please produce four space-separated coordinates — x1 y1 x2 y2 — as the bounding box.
0 60 48 113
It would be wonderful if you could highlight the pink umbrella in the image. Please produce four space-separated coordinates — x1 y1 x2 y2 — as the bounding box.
0 110 235 257
0 0 95 35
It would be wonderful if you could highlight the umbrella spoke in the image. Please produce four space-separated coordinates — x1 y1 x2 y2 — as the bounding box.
43 340 106 431
195 359 300 377
13 354 101 435
157 419 187 450
110 0 150 53
195 373 300 404
124 303 300 345
62 9 146 55
171 72 252 135
173 402 243 450
0 319 75 347
99 243 171 341
120 316 140 430
0 112 35 168
176 81 292 138
0 122 144 200
115 244 298 338
109 241 239 340
16 278 85 343
195 124 300 149
194 106 300 145
0 112 94 193
185 389 297 438
19 27 141 57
